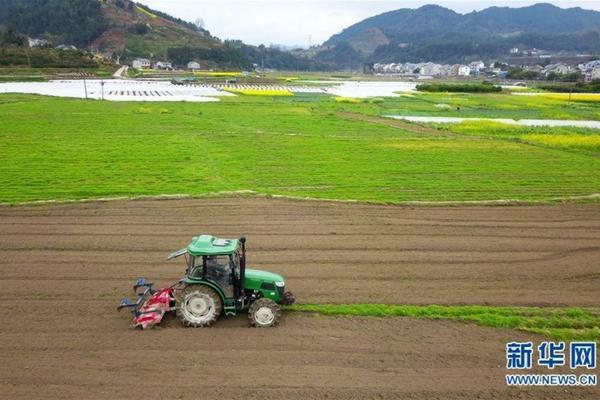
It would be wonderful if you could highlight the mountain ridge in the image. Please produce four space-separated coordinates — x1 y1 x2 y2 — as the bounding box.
2 1 599 71
320 3 600 67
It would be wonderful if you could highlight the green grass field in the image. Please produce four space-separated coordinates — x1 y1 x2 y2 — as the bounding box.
0 92 599 204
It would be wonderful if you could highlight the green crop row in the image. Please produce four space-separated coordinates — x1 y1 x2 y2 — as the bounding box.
289 304 600 341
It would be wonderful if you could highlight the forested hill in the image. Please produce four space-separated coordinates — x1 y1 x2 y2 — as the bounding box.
0 0 323 70
0 0 224 60
318 3 600 66
0 0 107 48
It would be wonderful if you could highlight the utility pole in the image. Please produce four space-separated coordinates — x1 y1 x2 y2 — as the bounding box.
101 80 105 100
83 74 88 99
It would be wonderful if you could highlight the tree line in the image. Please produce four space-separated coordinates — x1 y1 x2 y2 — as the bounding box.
0 0 107 47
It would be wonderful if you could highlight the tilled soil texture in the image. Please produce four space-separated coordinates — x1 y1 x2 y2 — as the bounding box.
1 198 598 306
3 314 597 400
1 198 599 399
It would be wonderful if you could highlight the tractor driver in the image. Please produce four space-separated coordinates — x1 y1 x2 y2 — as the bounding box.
205 255 232 286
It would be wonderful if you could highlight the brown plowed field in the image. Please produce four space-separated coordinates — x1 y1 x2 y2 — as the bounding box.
1 198 599 399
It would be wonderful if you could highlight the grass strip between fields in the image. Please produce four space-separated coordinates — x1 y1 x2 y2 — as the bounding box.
288 304 600 341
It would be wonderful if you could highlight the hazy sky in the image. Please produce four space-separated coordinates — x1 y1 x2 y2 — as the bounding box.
136 1 600 47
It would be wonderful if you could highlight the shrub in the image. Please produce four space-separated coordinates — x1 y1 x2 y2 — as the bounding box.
129 23 149 35
335 97 361 103
507 68 541 80
416 83 502 93
538 81 600 93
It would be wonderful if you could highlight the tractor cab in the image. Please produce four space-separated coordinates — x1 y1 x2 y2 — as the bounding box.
173 236 242 299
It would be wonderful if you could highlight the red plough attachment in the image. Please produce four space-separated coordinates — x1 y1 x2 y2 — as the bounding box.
117 278 176 329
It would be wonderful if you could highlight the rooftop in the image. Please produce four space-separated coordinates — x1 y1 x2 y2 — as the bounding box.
187 235 239 256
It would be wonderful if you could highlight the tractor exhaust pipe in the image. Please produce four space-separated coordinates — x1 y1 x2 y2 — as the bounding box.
239 236 246 295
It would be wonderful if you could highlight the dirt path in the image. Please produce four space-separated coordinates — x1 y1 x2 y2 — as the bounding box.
112 65 128 79
0 198 599 399
337 111 454 136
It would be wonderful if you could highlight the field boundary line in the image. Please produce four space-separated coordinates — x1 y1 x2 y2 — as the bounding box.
336 111 454 136
2 191 599 208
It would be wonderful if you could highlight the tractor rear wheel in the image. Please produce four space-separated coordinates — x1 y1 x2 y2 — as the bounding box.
177 285 222 327
248 298 281 328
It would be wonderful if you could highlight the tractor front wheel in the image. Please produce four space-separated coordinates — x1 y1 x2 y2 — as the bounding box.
177 285 222 327
248 298 281 328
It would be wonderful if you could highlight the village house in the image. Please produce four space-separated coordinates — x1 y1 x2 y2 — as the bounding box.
450 64 460 76
56 44 77 50
543 63 571 76
469 61 485 74
27 38 49 47
373 61 487 78
458 65 471 76
154 61 173 70
524 65 543 73
578 60 600 82
419 62 440 76
132 58 151 69
187 61 201 71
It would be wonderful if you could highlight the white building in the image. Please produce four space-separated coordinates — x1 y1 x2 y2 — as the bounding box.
525 65 543 73
187 61 201 70
577 60 600 82
580 60 600 71
154 61 173 70
469 61 485 74
56 44 77 50
419 62 439 76
132 58 151 69
28 38 49 47
543 63 571 76
373 62 458 77
458 65 471 76
592 68 600 81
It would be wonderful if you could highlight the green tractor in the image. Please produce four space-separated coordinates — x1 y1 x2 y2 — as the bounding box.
118 235 295 328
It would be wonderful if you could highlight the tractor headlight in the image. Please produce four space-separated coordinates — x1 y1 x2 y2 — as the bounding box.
275 281 285 288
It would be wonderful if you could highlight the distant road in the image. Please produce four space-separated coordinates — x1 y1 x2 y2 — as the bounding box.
112 65 128 79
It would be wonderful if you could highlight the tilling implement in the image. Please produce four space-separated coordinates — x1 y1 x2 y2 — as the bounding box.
118 235 295 329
